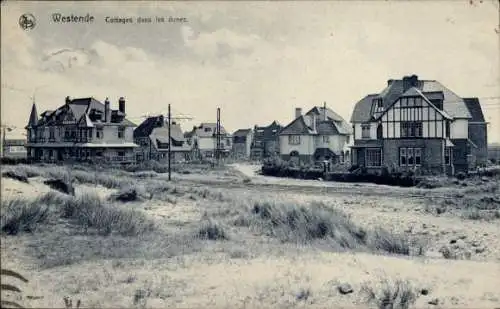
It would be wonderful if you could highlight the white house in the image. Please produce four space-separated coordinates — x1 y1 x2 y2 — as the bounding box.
279 104 352 165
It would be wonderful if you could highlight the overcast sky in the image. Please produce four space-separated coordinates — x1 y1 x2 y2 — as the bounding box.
1 0 499 142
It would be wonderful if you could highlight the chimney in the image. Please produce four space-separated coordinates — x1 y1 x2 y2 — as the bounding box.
295 107 302 119
65 96 71 105
158 115 164 127
403 75 419 92
118 97 125 114
104 97 110 122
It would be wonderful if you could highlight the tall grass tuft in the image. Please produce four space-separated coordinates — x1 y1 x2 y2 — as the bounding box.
1 192 155 237
243 201 417 255
197 220 228 240
362 279 418 309
1 198 53 235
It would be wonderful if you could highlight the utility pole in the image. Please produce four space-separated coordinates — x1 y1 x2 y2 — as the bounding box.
216 107 221 166
168 103 172 181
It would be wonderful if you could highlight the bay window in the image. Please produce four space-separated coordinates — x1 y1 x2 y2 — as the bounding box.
399 147 422 167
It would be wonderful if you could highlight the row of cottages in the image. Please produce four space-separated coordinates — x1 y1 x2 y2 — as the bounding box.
25 97 138 163
279 104 352 165
350 75 488 175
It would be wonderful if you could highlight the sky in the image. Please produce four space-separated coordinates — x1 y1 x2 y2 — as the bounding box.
1 0 499 142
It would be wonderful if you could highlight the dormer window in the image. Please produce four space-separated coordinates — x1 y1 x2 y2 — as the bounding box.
373 98 383 109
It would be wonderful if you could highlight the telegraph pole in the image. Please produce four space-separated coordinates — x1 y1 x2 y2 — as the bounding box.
168 103 172 181
216 107 221 166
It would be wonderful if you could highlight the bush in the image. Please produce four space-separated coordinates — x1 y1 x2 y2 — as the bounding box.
111 186 140 202
456 172 467 180
44 178 75 195
2 170 29 183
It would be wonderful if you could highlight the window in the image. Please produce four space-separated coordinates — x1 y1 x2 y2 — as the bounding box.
88 129 93 139
445 147 451 165
118 127 125 139
399 147 422 167
407 148 414 165
377 99 383 108
49 127 55 140
445 121 450 138
400 148 407 166
96 128 103 139
204 127 211 132
415 148 422 165
361 124 371 139
346 135 350 144
322 136 330 143
400 122 423 138
288 135 300 145
366 148 382 167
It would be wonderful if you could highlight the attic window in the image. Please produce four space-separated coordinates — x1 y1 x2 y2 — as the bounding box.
204 127 211 132
375 99 383 108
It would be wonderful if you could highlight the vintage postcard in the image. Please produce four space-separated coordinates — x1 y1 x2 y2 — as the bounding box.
1 0 499 308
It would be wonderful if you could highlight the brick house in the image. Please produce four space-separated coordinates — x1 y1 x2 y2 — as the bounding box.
232 128 253 159
133 115 192 162
279 104 352 165
25 96 138 163
250 121 282 160
350 75 488 175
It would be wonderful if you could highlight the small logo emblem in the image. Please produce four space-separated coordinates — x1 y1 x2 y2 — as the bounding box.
19 13 36 30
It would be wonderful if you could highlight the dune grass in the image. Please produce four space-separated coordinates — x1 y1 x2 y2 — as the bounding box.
1 191 155 237
362 279 418 309
229 200 421 256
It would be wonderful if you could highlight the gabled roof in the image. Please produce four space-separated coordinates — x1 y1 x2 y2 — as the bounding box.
193 123 228 137
351 77 472 123
350 94 379 123
134 116 185 141
305 106 352 135
279 116 315 135
233 128 252 137
316 121 339 135
307 107 351 135
375 87 452 120
30 97 136 128
463 98 485 122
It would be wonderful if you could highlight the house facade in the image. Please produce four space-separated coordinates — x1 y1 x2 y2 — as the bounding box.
279 105 352 165
134 115 192 163
250 121 282 160
188 123 232 159
25 96 138 163
232 129 253 159
350 75 488 175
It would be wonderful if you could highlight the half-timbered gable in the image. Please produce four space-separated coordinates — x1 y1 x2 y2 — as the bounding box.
350 75 487 175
